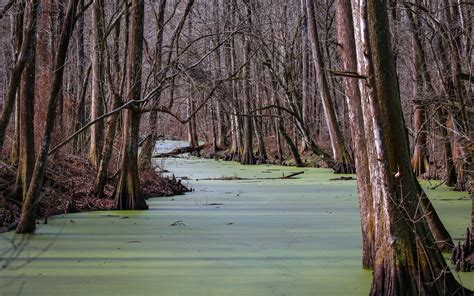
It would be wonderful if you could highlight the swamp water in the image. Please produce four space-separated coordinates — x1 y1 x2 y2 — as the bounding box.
1 141 473 295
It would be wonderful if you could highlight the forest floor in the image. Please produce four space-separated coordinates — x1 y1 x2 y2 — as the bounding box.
0 142 472 295
0 155 190 233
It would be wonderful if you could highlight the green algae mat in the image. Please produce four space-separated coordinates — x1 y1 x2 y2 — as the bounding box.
1 157 473 295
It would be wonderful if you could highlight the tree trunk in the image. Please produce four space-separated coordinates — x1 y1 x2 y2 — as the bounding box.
442 0 470 191
0 0 38 152
114 0 147 210
253 71 267 163
253 115 267 163
300 0 308 152
351 1 469 294
16 0 37 202
405 0 429 178
9 1 24 164
95 93 121 199
335 0 374 269
88 0 106 168
212 0 226 150
96 0 127 197
11 98 19 163
138 0 167 170
223 0 240 161
240 0 255 165
440 111 458 186
72 0 86 153
306 0 354 173
16 0 79 234
411 105 429 176
187 97 198 148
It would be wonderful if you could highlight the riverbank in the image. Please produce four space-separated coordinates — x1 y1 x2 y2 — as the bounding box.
0 154 190 233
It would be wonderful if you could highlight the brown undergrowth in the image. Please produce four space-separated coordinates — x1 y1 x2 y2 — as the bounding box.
0 155 190 232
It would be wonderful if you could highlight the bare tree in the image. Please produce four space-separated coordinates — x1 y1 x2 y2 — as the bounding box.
114 0 148 210
16 0 80 233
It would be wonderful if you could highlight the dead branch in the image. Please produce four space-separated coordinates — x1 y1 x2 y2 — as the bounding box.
153 144 206 158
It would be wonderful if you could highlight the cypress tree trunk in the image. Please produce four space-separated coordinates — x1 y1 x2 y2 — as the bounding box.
350 1 470 294
114 0 147 211
306 0 354 174
335 0 374 269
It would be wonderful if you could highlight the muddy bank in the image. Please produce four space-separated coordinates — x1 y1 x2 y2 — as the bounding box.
0 155 189 232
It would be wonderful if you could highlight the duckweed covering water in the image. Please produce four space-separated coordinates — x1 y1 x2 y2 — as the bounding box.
1 151 472 295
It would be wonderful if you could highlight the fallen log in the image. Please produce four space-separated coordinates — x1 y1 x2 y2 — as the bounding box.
281 171 304 179
153 144 206 158
196 171 305 181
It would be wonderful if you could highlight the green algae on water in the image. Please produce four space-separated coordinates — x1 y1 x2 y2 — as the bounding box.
1 156 472 295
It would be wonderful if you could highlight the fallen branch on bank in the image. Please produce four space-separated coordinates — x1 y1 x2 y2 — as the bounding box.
153 144 206 158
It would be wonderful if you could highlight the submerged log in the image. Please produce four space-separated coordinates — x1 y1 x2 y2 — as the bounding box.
153 144 206 158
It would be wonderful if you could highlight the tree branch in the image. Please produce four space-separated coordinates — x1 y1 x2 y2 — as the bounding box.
0 0 14 19
324 68 367 79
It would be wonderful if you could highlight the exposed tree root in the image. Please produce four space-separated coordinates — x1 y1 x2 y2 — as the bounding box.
452 227 473 272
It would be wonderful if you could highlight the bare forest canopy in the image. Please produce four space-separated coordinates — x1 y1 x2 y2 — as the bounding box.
0 0 472 295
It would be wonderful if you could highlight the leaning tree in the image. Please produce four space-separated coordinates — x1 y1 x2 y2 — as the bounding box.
345 0 471 294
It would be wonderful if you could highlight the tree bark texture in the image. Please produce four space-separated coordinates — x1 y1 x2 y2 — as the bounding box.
240 0 255 165
335 0 374 269
88 0 106 168
16 0 79 233
14 0 37 204
350 0 469 294
138 0 167 170
114 0 148 211
306 0 354 173
0 0 38 152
